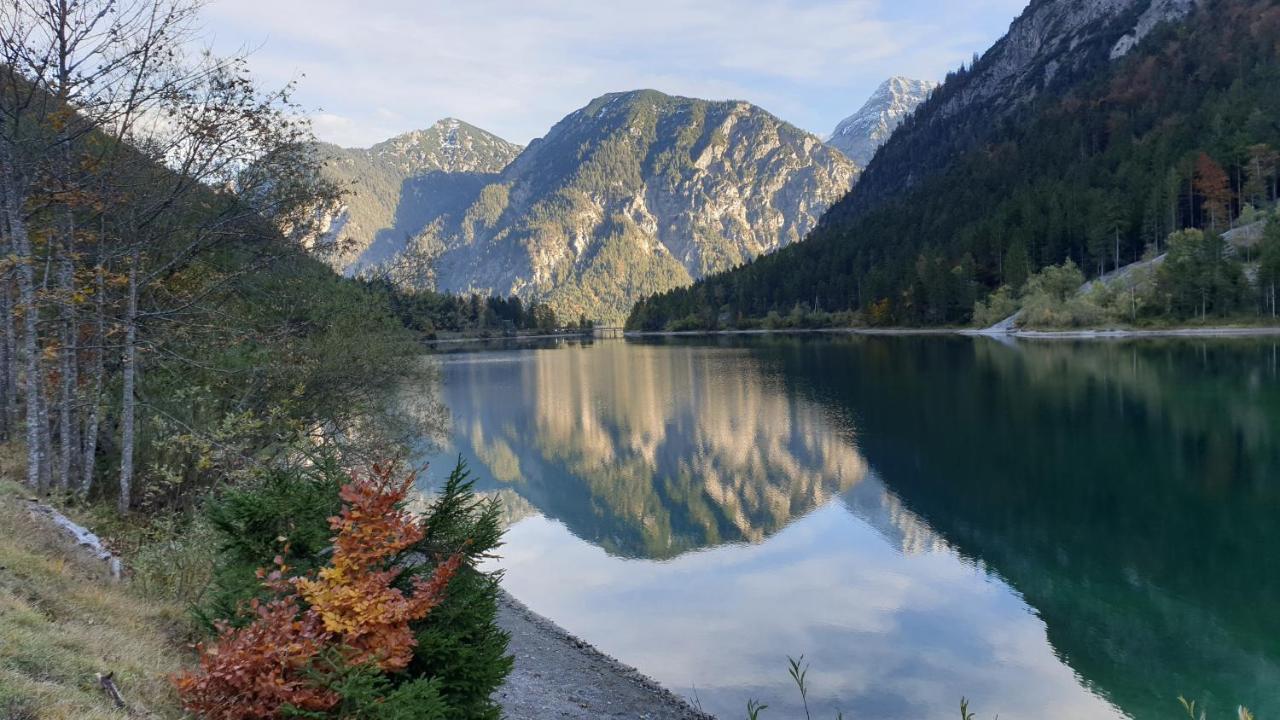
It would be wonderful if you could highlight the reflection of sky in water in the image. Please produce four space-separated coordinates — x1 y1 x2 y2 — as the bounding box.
491 491 1123 720
417 340 1128 719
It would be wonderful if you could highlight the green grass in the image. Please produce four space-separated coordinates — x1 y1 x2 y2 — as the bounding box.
0 473 190 719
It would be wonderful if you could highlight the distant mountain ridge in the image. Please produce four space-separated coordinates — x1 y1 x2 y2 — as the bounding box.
323 90 856 322
827 76 937 166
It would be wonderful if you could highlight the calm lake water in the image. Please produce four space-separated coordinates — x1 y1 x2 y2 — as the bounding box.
414 335 1280 720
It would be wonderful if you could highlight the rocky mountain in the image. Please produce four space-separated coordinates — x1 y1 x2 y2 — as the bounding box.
827 76 937 166
630 0 1264 330
368 90 856 322
316 119 522 268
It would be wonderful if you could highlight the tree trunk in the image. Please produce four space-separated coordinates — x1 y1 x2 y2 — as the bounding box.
3 282 14 431
118 249 139 514
0 278 10 442
2 169 46 492
53 8 79 494
57 218 77 491
82 262 106 497
37 367 52 493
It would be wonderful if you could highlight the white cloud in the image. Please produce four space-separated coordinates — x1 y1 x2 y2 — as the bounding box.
199 0 1027 146
494 504 1126 720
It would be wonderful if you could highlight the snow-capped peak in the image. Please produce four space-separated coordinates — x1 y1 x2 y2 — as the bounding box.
827 76 938 167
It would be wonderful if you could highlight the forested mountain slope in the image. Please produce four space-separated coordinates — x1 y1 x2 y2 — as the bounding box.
0 40 432 514
316 120 523 270
630 0 1280 329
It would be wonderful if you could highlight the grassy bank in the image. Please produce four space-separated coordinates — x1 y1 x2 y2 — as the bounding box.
0 477 189 720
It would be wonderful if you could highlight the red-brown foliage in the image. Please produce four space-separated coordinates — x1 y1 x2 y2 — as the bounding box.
173 465 461 719
1194 152 1232 231
298 465 461 671
172 593 337 720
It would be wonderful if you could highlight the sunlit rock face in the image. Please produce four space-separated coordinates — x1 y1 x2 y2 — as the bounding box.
827 77 937 167
434 342 867 558
937 0 1200 118
326 91 855 323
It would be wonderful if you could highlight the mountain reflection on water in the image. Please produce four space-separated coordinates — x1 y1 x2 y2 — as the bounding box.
429 340 868 559
416 335 1280 720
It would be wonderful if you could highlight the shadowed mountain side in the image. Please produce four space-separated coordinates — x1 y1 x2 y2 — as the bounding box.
357 171 500 271
313 119 523 270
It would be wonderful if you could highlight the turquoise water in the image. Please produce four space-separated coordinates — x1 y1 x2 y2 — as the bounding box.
417 335 1280 719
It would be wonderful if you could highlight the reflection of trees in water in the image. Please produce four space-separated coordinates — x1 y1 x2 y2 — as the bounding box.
974 338 1280 477
756 335 1280 720
443 343 867 559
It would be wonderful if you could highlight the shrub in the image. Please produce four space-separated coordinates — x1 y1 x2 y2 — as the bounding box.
174 464 462 719
191 457 510 719
1025 260 1085 304
1018 260 1116 328
404 461 511 719
131 513 219 603
197 455 346 628
972 286 1020 327
867 298 894 327
667 314 710 332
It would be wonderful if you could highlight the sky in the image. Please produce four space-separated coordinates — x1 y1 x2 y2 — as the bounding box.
199 0 1030 149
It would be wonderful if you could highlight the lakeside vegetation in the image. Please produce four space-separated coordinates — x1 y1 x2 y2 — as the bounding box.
370 282 596 338
0 2 515 719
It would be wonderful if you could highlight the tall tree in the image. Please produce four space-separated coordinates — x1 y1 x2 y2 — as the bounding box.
2 0 335 510
1195 153 1233 232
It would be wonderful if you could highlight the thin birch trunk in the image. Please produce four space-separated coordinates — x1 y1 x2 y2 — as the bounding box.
54 4 79 492
82 261 106 496
2 169 45 491
3 281 14 435
37 364 52 493
0 277 9 442
118 248 139 513
57 216 77 491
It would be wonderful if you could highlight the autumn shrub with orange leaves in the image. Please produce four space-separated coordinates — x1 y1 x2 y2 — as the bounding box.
173 463 484 720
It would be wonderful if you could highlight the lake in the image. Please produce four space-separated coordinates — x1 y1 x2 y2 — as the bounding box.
414 335 1280 720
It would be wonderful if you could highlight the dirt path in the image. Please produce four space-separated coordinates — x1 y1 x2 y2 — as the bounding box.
494 593 715 720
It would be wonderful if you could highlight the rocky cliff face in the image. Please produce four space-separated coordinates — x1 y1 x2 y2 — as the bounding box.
382 90 856 322
937 0 1200 118
827 77 937 166
828 0 1202 218
316 119 522 269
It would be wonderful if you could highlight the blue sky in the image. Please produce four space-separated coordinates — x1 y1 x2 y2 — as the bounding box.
200 0 1029 148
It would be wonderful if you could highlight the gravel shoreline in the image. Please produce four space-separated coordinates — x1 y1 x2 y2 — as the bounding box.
494 592 715 720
